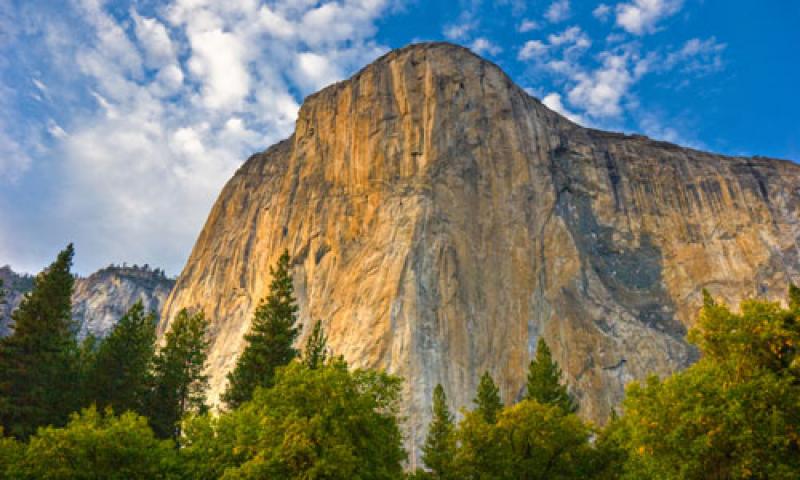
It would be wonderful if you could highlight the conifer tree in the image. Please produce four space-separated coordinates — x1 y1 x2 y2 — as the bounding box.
525 338 576 413
148 308 209 440
303 320 328 369
422 384 456 479
222 250 299 409
87 301 156 415
474 371 503 424
0 244 80 438
77 333 98 405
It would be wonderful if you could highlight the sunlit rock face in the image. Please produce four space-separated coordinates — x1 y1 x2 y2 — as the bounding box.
160 42 800 450
1 265 173 339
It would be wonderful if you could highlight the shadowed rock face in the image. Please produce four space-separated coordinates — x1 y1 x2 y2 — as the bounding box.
159 42 800 451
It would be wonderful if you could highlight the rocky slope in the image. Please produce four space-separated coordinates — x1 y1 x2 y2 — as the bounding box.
72 265 174 338
1 264 174 338
0 266 34 336
160 42 800 449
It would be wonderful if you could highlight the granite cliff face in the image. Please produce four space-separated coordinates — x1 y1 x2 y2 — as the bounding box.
72 265 175 338
160 43 800 448
1 264 174 338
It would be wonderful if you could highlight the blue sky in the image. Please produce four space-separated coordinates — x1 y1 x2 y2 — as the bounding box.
1 0 798 275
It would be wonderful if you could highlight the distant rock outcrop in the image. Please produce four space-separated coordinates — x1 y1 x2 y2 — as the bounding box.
1 264 174 338
159 42 800 450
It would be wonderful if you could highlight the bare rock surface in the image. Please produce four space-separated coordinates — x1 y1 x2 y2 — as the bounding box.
72 265 174 338
160 42 800 450
1 264 174 339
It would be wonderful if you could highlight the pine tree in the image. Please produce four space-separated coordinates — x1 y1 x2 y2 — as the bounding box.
77 333 98 405
0 244 80 438
87 301 156 415
422 384 456 479
303 320 328 369
222 250 299 409
525 338 576 413
148 308 209 440
474 371 503 424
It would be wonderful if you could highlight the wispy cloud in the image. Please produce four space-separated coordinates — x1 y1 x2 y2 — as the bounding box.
545 0 571 23
0 0 401 273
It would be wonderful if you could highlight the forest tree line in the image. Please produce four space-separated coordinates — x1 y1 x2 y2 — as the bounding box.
0 244 798 479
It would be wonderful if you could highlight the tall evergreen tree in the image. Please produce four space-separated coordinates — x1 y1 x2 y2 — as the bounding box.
0 244 80 438
303 320 328 369
87 301 157 415
525 338 577 413
148 308 209 440
474 371 503 424
221 250 299 409
422 384 456 479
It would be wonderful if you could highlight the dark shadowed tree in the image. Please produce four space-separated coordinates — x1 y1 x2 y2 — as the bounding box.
87 301 157 415
148 308 209 440
303 320 329 369
421 384 457 479
474 371 503 424
222 250 300 409
0 244 80 438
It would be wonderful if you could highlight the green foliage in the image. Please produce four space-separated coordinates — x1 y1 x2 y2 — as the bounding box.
182 360 406 479
454 409 504 480
87 301 157 415
222 250 300 409
617 288 800 479
0 244 81 438
421 384 456 479
148 308 209 440
303 320 329 369
0 428 22 478
7 407 179 479
493 400 594 479
456 400 595 480
473 371 503 424
525 338 576 414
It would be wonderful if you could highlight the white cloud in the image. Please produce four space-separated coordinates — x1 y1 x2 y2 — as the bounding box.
47 119 68 139
518 40 548 60
665 37 726 74
593 4 611 22
545 0 571 23
567 51 647 118
542 92 586 125
186 28 250 110
615 0 683 35
132 12 177 69
518 19 539 32
443 21 474 40
548 26 590 49
295 51 341 91
470 37 502 56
